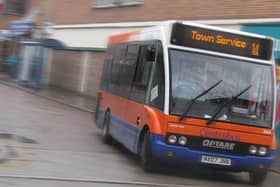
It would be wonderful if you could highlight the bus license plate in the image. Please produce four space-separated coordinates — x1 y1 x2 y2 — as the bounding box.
201 156 231 166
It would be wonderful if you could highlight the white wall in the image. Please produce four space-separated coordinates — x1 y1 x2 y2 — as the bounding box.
51 22 162 48
50 21 243 48
52 27 143 48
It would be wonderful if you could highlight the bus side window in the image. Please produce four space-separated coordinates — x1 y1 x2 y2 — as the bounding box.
133 46 154 86
109 44 126 95
101 46 114 90
149 43 165 111
118 44 139 98
131 45 154 103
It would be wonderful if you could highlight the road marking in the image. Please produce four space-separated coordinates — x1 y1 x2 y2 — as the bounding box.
0 138 36 171
0 175 200 187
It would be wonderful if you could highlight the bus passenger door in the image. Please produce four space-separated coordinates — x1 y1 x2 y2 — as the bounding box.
127 44 156 153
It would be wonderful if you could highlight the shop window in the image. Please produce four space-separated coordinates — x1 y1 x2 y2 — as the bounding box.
3 0 26 15
94 0 143 9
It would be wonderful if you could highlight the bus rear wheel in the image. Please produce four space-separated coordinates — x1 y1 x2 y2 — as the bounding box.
249 171 267 185
101 111 112 144
140 131 156 172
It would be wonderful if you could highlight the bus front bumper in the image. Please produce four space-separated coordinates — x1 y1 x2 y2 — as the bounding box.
150 134 276 172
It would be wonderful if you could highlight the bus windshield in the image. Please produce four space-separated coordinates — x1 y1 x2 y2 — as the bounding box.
170 49 273 128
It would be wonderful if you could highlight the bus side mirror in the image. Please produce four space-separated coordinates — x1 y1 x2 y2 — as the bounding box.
146 48 156 61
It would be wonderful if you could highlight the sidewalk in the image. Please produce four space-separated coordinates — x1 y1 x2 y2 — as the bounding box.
0 73 96 113
0 73 279 174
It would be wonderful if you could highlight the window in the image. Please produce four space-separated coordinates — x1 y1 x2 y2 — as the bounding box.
100 47 114 90
169 49 273 127
130 44 155 103
149 42 164 110
117 44 139 97
120 44 139 87
94 0 143 9
110 44 126 86
133 46 153 86
102 44 140 98
3 0 26 15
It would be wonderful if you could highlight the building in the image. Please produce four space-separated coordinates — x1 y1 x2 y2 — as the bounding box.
3 0 280 93
28 0 280 49
0 0 28 29
2 0 280 97
3 0 280 49
0 0 39 72
2 0 280 85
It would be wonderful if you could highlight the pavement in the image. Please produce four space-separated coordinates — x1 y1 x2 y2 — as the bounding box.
0 72 279 184
0 73 96 113
0 80 251 187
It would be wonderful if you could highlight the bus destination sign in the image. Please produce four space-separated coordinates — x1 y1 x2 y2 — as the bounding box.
171 23 273 60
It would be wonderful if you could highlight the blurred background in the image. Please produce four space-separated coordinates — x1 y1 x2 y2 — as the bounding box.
1 0 280 94
0 1 280 186
2 0 280 137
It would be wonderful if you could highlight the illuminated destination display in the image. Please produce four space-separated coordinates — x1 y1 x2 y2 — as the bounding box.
171 23 273 60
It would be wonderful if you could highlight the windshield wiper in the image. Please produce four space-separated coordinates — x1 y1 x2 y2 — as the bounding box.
179 80 223 121
207 85 251 125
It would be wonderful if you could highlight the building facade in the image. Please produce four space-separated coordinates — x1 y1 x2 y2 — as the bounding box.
41 0 280 24
2 0 280 48
0 0 31 29
29 0 280 48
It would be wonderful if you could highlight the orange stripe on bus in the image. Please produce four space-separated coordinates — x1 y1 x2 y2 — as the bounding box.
165 116 276 150
167 122 276 150
99 90 276 150
108 31 141 44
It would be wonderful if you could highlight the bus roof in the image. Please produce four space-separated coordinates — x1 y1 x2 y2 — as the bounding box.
108 21 274 62
108 21 273 44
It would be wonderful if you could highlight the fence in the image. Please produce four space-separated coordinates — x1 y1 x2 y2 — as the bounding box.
46 48 106 97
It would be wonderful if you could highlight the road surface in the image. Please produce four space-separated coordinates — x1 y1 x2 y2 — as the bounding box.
0 83 278 187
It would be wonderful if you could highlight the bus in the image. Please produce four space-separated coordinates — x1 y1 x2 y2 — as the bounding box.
95 21 277 184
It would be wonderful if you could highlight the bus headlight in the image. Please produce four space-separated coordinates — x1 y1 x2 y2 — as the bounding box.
178 136 187 145
258 147 267 156
249 145 257 154
168 135 177 144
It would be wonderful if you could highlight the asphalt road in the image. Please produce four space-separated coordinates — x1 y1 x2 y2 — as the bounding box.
0 83 278 187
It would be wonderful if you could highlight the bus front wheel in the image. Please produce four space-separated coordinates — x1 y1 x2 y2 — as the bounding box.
249 171 267 185
102 111 112 144
140 131 156 172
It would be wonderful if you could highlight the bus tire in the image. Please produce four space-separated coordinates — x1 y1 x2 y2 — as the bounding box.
140 131 156 172
249 171 267 185
102 111 112 144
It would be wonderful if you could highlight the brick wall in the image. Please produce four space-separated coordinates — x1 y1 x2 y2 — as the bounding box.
3 1 280 30
0 15 20 29
45 0 280 25
0 0 39 29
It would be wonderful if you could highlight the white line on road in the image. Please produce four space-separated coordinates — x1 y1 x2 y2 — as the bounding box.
0 175 200 187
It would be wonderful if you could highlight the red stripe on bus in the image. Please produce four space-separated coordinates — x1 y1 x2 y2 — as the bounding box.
108 31 141 44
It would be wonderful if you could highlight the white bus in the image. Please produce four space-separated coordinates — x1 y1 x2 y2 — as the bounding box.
95 21 277 184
